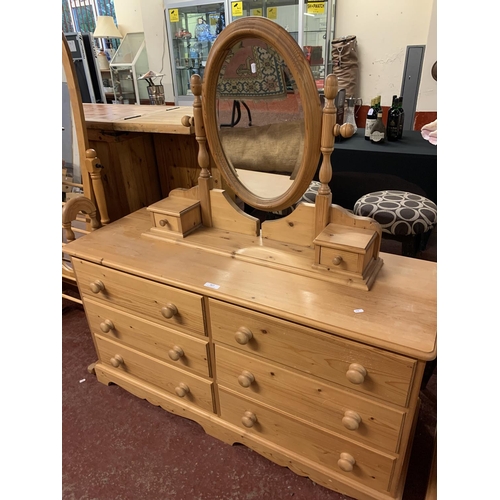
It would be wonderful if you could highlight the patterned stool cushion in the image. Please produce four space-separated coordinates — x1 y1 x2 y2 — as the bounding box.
298 180 322 204
353 190 437 236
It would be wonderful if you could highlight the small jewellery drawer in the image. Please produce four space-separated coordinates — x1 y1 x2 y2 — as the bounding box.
318 247 369 274
94 334 214 413
209 299 416 407
85 299 211 377
219 387 396 493
215 345 405 453
73 259 206 337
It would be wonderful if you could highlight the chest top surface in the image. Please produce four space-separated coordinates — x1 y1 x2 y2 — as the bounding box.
66 208 437 360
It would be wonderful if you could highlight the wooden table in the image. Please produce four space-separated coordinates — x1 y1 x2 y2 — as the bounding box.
84 104 223 222
325 128 438 210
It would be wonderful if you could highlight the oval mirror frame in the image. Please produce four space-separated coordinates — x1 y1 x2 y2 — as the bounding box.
201 17 322 212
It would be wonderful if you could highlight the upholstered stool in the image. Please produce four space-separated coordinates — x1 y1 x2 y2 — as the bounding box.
353 190 437 257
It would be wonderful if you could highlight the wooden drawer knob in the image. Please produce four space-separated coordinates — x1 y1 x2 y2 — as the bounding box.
175 382 190 398
338 452 356 472
241 410 257 428
342 410 362 430
161 303 178 319
110 354 124 367
90 279 105 294
168 345 184 361
238 370 255 388
99 319 114 333
346 363 367 384
158 219 170 227
235 327 253 345
331 255 343 266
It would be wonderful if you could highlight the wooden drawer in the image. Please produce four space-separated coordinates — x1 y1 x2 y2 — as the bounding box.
313 223 377 275
219 387 396 494
73 259 206 337
209 299 416 406
215 345 405 453
85 299 211 377
319 247 366 274
94 334 215 413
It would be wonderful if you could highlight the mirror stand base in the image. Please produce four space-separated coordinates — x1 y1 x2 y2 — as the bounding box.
143 189 383 291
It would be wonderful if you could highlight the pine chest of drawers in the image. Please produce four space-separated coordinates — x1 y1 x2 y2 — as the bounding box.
66 208 437 500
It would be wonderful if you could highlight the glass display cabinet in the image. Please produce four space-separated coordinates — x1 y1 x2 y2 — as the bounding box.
227 0 336 91
109 32 150 104
165 0 230 105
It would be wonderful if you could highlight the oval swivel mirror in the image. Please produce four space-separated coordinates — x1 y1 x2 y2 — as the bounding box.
202 17 322 212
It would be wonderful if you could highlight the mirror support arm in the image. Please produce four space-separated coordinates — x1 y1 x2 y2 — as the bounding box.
191 74 213 228
315 74 338 237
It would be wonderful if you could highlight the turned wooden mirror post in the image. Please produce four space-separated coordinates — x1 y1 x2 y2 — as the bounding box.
191 74 212 227
315 74 337 238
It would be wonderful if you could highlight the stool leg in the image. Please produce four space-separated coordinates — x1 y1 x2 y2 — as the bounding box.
421 228 434 252
402 235 421 258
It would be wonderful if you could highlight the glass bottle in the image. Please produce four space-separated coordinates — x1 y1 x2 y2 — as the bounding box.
386 95 400 141
370 110 386 144
364 98 377 140
345 96 358 134
397 97 405 139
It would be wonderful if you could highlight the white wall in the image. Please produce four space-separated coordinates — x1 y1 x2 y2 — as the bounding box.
114 0 437 111
139 0 174 101
114 0 144 34
335 0 436 111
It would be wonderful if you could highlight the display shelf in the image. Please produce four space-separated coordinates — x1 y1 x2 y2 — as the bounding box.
166 0 228 105
165 1 336 102
109 32 149 105
228 0 337 92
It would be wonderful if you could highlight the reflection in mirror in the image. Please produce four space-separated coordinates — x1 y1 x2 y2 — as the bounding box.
215 37 305 200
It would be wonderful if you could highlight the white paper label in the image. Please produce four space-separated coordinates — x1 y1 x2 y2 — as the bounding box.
251 62 257 73
204 282 220 290
353 309 364 314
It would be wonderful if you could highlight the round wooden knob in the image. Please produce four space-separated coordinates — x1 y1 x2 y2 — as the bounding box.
175 382 190 398
340 122 355 138
159 219 169 227
238 370 255 388
333 123 341 137
241 410 257 428
181 115 193 127
338 452 356 472
168 345 184 361
90 280 105 294
99 319 114 333
332 255 343 266
110 354 124 367
342 410 362 430
161 303 178 319
235 327 253 345
346 363 367 384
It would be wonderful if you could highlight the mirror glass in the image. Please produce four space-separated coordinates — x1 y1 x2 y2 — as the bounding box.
202 18 322 212
216 38 304 199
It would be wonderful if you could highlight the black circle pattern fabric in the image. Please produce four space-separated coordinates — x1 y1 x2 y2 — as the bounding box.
353 190 437 236
298 180 321 204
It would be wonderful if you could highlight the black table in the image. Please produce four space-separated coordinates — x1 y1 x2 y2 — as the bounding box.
316 128 437 210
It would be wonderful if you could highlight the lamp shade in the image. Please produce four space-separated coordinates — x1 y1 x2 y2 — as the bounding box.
93 16 122 38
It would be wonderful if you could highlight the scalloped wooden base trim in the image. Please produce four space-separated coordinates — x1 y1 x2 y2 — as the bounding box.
94 363 407 500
